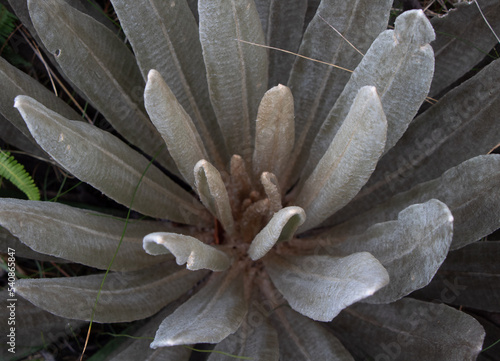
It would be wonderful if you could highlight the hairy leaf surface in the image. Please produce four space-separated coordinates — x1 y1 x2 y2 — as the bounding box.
28 0 177 172
0 198 180 271
248 206 306 260
151 270 246 347
144 232 231 272
264 252 389 321
295 86 387 231
327 200 453 303
15 261 208 323
329 298 485 360
287 0 392 177
304 10 434 179
324 155 500 250
111 0 225 166
15 96 209 225
199 0 268 164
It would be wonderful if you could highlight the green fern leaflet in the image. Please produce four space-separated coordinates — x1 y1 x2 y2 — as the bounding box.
0 150 40 201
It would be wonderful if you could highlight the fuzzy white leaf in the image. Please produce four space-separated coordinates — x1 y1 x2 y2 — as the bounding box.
248 206 305 260
305 10 435 178
28 0 177 172
151 270 247 347
144 232 231 272
252 84 294 183
15 261 207 323
264 252 389 321
0 198 179 271
198 0 268 163
295 86 387 232
194 160 235 235
331 200 454 303
14 96 209 225
145 69 208 187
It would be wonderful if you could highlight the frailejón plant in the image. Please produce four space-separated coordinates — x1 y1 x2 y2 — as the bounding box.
0 0 499 360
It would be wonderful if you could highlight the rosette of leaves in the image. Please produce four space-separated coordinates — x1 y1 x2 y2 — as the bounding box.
1 0 500 360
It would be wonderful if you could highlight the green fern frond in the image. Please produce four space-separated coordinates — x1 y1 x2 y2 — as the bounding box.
0 150 40 201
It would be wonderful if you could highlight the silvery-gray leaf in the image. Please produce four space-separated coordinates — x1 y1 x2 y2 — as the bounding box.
27 0 177 172
260 172 282 212
105 299 192 361
255 0 307 87
0 198 180 271
111 0 225 167
0 290 84 351
0 226 66 263
248 206 305 260
295 86 387 232
264 252 389 321
327 200 453 304
15 96 209 225
198 0 268 164
430 0 500 96
334 57 500 226
0 56 80 141
252 84 294 184
208 301 279 361
143 232 231 272
323 155 500 250
287 0 392 176
272 307 354 361
14 261 208 323
412 241 500 313
151 270 247 347
329 298 485 361
145 70 208 187
0 115 45 158
194 159 235 234
304 9 434 179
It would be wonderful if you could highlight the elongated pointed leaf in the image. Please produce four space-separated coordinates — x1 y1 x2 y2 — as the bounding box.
264 252 389 321
0 57 80 140
0 226 65 263
105 300 192 361
295 86 387 232
145 70 208 187
259 0 307 87
412 241 500 312
287 0 392 175
329 200 453 303
324 155 500 250
430 0 500 96
111 0 225 167
304 9 434 179
194 160 235 234
260 172 282 212
15 261 208 323
0 198 181 271
248 206 305 260
252 84 294 184
273 307 354 361
335 57 500 225
15 96 209 225
209 302 279 361
28 0 176 171
329 298 485 361
198 0 268 164
144 232 231 272
151 270 247 347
